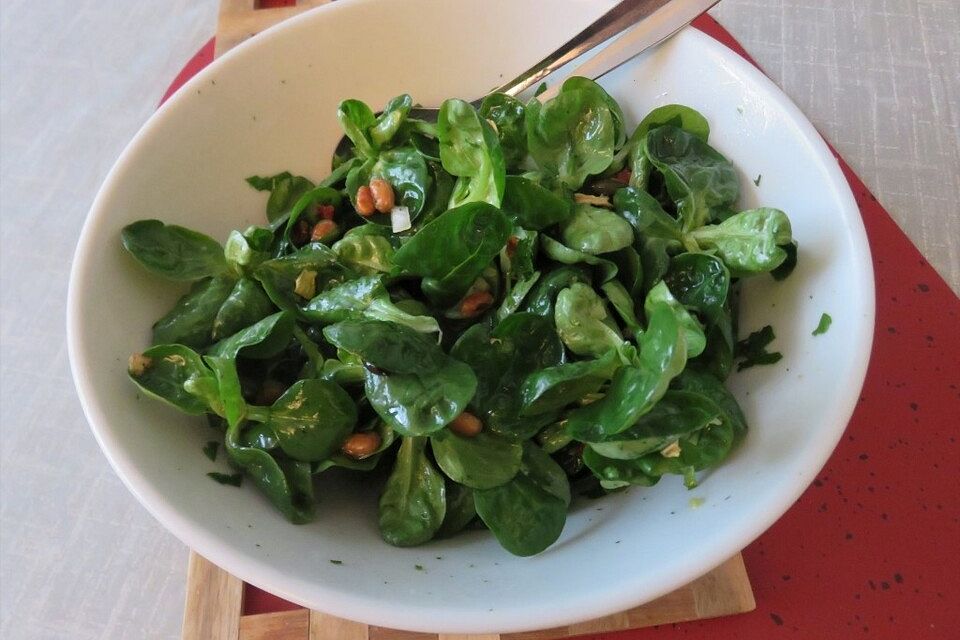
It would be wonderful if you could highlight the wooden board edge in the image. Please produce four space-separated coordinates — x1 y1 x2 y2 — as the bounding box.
182 551 244 640
239 609 311 640
309 609 372 639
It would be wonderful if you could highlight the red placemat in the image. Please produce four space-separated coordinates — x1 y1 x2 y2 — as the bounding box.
161 14 960 639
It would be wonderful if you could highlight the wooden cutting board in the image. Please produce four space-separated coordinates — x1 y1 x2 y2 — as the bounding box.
183 551 755 640
181 3 756 638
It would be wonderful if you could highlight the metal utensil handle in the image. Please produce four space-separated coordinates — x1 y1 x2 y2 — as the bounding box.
493 0 675 97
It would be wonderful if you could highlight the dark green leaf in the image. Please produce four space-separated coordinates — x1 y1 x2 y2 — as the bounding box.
478 92 527 169
265 379 357 462
643 125 739 233
392 202 512 305
379 437 446 546
583 448 659 489
473 442 568 556
373 147 431 218
610 246 643 299
202 441 219 461
586 390 722 459
612 186 683 242
735 325 783 371
414 161 456 228
253 243 352 313
128 344 212 414
500 176 573 230
211 277 275 340
207 311 294 359
431 429 522 490
241 423 278 450
212 357 316 523
246 172 316 223
207 472 243 487
671 367 747 440
520 349 620 416
324 320 477 436
303 276 439 334
152 276 236 348
523 265 592 317
450 313 564 439
121 220 228 281
771 241 799 281
565 302 686 439
662 253 730 324
436 480 476 538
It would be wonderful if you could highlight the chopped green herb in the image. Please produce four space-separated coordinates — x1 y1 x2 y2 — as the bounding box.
329 559 343 565
202 441 219 462
753 174 762 187
771 242 798 281
414 564 424 571
207 472 243 487
735 325 783 371
812 313 832 336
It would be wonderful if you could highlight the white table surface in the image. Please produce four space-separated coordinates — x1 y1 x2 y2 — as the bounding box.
0 1 957 638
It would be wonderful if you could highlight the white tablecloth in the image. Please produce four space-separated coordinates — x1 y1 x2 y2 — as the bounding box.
0 1 956 637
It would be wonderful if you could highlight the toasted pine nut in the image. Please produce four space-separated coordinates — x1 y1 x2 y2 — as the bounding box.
449 412 483 437
660 440 682 458
369 178 395 214
573 193 612 208
355 186 376 216
127 353 153 376
459 291 494 318
310 220 339 243
342 432 382 459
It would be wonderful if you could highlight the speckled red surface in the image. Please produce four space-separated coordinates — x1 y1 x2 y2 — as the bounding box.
163 14 960 639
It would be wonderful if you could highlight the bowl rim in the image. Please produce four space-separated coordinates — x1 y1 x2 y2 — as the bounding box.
67 1 875 633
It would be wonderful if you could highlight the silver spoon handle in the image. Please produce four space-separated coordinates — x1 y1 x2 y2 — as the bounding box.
494 0 719 98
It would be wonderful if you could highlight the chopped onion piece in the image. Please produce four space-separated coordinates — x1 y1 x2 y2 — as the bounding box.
391 205 411 233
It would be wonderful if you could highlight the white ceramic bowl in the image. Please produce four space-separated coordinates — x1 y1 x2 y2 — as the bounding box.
67 0 874 633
